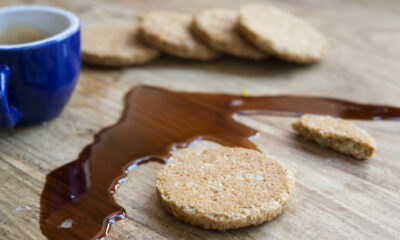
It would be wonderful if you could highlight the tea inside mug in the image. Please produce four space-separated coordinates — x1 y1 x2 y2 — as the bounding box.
0 24 51 45
0 6 74 47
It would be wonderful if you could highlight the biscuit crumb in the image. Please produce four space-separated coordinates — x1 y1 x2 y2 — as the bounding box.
292 114 376 159
156 147 295 231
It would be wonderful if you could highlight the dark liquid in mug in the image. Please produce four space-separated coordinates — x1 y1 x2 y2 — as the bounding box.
0 24 50 45
40 86 400 239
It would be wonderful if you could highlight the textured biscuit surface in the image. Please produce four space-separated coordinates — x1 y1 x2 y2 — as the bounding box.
192 8 267 60
138 11 219 60
238 4 328 63
81 24 159 66
292 114 376 159
156 147 295 231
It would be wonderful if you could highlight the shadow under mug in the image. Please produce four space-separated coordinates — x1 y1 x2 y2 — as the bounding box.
0 5 80 128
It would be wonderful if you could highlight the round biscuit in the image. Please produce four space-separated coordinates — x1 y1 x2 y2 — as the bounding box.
192 8 267 60
138 10 220 60
238 4 328 63
156 147 295 231
81 24 159 67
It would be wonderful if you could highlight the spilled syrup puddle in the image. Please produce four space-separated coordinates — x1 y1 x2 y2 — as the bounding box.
40 86 400 239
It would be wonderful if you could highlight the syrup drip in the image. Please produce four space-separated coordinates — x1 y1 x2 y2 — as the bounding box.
40 86 400 239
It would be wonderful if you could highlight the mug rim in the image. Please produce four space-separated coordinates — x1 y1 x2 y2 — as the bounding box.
0 5 80 50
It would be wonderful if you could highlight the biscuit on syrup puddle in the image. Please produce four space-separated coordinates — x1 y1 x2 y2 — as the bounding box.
156 147 295 231
192 8 267 60
81 23 159 66
238 4 328 63
292 114 376 159
138 10 220 60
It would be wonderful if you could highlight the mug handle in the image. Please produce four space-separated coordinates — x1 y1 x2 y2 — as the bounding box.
0 64 20 128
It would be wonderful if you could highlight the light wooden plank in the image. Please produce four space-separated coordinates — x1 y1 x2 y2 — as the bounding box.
0 0 399 239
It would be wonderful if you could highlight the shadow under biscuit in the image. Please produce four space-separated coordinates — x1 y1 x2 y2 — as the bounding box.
145 55 317 78
150 191 281 239
82 54 318 79
290 133 368 166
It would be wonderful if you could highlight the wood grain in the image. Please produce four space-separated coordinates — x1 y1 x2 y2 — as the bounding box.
1 0 400 239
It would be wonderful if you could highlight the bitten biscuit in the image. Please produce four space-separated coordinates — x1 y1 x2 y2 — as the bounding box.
192 8 267 60
156 147 295 231
292 114 376 159
238 4 328 63
138 11 219 60
81 24 159 66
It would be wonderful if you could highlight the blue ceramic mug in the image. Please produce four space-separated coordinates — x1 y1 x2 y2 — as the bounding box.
0 5 80 128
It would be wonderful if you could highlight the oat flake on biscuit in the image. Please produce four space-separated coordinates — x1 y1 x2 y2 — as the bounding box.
192 8 267 60
81 24 159 67
238 4 329 63
138 10 219 60
292 114 376 159
156 147 295 231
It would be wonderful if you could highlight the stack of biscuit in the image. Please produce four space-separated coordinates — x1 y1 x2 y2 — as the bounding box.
81 4 329 67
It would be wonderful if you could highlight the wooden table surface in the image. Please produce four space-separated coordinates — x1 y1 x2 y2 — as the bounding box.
1 0 400 239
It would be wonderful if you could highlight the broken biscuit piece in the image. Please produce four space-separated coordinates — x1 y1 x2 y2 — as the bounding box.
292 114 376 159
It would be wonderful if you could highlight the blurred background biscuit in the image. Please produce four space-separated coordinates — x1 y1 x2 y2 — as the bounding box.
238 4 328 63
81 23 159 66
192 8 267 60
138 10 220 60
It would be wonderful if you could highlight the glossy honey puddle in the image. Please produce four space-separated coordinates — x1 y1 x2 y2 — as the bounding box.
40 86 400 239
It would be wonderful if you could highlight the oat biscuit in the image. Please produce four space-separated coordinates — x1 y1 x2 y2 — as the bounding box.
81 24 159 66
156 147 295 231
138 11 219 60
192 8 267 60
238 4 328 63
292 114 376 159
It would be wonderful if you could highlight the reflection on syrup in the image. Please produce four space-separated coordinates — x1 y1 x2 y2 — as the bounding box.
40 86 400 239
